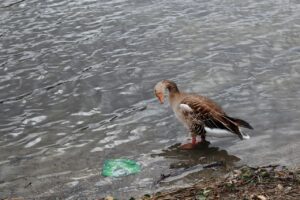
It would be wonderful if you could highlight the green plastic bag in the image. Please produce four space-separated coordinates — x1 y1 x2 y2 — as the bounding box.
102 159 141 177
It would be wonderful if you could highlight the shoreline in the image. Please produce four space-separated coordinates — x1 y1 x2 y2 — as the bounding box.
104 165 300 200
142 165 300 200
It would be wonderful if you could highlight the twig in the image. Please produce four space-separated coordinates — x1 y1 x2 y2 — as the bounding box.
240 175 257 186
156 161 224 184
203 161 224 169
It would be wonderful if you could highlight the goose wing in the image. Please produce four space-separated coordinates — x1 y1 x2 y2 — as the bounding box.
179 96 243 139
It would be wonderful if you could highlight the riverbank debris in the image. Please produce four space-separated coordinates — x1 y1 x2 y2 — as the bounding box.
97 165 300 200
155 161 224 184
145 165 300 200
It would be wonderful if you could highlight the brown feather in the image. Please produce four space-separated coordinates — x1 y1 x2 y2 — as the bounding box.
180 95 244 139
154 80 253 140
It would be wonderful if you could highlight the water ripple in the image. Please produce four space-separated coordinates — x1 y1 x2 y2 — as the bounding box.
1 0 300 199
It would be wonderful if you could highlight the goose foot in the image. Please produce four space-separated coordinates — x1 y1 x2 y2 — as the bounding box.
180 143 198 150
180 135 210 150
180 136 198 150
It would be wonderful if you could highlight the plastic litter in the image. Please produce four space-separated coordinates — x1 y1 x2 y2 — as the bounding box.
102 159 141 177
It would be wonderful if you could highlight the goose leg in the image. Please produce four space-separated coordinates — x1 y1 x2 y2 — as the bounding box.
200 134 206 142
192 136 197 145
180 128 208 149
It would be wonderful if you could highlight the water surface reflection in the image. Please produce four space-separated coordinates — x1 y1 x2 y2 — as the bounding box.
1 0 300 199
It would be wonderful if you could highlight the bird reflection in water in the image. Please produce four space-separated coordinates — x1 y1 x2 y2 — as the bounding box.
151 142 240 184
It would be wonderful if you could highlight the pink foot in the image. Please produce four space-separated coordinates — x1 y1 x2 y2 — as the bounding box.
179 135 208 150
180 143 198 150
180 136 198 150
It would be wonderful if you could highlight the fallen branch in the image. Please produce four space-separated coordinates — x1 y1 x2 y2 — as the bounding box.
156 161 224 184
203 161 224 169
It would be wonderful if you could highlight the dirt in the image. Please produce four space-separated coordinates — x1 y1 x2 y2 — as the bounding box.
138 165 300 200
102 165 300 200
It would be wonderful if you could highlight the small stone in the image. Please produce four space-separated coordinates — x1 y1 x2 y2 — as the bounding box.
105 196 114 200
257 195 267 200
285 186 292 192
277 184 284 191
233 169 242 176
251 194 267 200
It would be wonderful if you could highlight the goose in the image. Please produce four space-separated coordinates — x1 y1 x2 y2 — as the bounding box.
154 80 253 149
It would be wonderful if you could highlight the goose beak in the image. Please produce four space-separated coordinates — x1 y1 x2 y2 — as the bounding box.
155 92 164 104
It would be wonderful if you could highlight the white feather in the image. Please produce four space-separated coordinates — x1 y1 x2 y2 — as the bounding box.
204 127 251 139
204 127 235 138
240 129 251 139
179 104 193 112
178 103 251 140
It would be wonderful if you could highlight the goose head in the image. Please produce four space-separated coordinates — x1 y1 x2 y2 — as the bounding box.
154 80 179 104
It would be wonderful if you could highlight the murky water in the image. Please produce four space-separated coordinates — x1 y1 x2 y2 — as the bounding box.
1 0 300 199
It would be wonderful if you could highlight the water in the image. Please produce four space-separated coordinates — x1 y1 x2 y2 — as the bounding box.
1 0 300 199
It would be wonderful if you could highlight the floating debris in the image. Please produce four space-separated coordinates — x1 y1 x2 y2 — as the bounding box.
102 159 141 177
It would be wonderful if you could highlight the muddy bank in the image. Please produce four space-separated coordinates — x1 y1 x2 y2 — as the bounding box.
103 165 300 200
142 165 300 200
